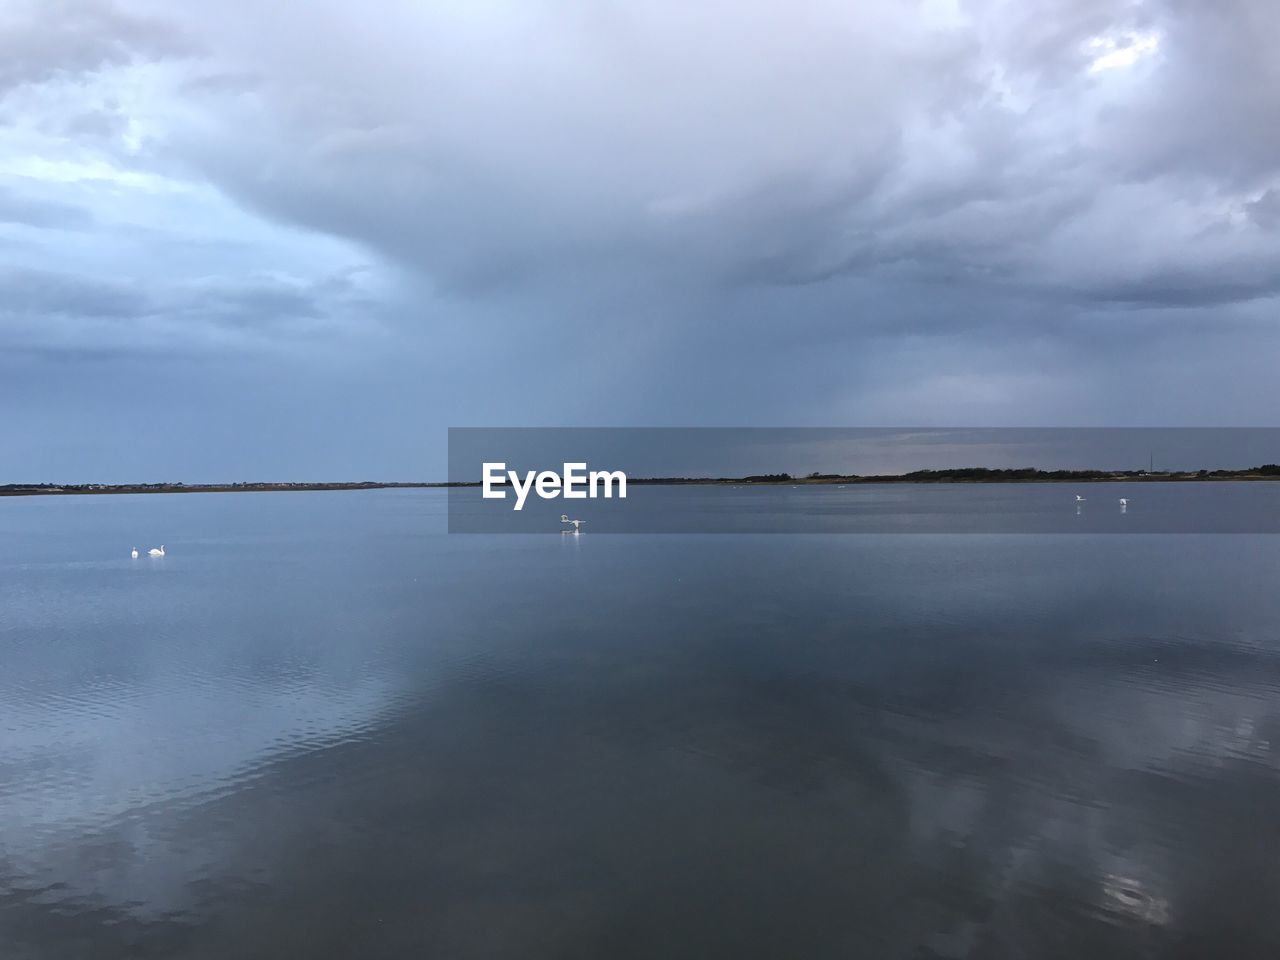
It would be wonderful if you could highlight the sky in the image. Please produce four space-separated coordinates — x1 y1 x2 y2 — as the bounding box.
2 0 1278 481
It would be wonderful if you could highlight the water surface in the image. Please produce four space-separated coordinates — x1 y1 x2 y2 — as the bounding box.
3 487 1280 958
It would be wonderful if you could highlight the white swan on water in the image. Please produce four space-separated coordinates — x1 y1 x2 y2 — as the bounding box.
560 515 585 533
131 547 138 559
1119 498 1128 507
148 545 165 557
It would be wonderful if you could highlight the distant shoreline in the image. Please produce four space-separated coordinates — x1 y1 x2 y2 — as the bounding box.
0 482 445 497
4 467 1279 497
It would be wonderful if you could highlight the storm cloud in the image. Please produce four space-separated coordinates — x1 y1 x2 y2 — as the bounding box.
1 0 1278 479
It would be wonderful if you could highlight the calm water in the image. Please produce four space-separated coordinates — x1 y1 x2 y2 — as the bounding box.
3 487 1280 958
453 479 1280 533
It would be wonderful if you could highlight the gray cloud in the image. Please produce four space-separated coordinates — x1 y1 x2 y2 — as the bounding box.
150 0 1278 315
0 266 377 355
62 105 128 139
0 185 94 229
0 266 143 317
1246 189 1280 229
0 0 188 95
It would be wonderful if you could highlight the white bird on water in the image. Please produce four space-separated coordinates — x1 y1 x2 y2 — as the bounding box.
1075 495 1087 502
560 515 585 534
148 545 165 557
1119 498 1128 506
131 547 138 559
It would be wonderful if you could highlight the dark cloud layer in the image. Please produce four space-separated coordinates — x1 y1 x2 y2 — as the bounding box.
0 0 1278 478
0 185 93 228
0 0 188 93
